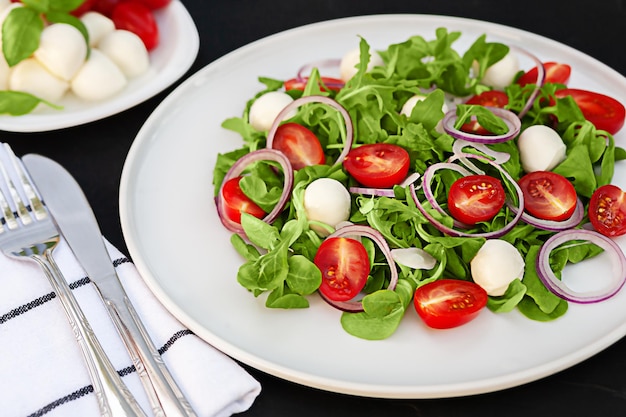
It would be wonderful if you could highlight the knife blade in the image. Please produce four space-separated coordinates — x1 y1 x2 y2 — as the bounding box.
22 154 197 417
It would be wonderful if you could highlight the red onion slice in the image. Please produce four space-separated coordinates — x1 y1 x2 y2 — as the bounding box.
349 172 422 197
421 162 474 229
215 148 294 234
442 106 521 144
507 197 585 232
452 139 511 174
318 224 399 312
536 229 626 303
266 95 354 165
510 45 546 119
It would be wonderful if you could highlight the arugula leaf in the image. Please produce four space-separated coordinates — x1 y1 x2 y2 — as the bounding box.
454 104 508 135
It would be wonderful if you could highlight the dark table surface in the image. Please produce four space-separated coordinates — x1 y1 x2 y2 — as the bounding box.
4 0 626 416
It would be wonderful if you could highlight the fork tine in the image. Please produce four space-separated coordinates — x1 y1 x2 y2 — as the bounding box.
0 155 19 231
3 143 46 221
0 147 32 226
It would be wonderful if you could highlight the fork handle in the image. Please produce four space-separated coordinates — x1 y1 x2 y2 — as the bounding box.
40 251 147 417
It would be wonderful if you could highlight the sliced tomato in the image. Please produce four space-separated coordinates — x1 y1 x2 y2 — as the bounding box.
518 171 577 221
413 279 488 329
517 62 571 87
447 175 506 225
589 184 626 237
343 143 410 188
314 237 370 302
132 0 172 10
284 76 344 92
465 90 509 108
111 2 159 50
271 123 325 170
220 177 266 223
554 88 625 135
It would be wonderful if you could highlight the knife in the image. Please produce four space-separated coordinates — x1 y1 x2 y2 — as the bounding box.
22 154 197 417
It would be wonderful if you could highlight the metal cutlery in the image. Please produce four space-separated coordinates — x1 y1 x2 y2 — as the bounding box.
0 143 146 417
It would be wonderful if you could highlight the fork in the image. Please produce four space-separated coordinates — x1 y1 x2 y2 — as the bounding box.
0 143 146 417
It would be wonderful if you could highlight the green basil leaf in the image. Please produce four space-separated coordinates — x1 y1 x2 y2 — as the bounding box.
49 0 85 12
45 11 90 47
0 91 61 115
22 0 49 13
2 7 44 67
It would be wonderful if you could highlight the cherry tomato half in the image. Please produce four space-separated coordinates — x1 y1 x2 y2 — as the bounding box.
413 279 488 329
220 177 266 223
132 0 172 10
284 76 344 92
465 90 509 108
271 123 325 170
111 2 159 50
314 237 370 302
518 171 577 221
447 175 506 225
555 88 625 135
589 184 626 237
517 62 571 87
343 143 410 188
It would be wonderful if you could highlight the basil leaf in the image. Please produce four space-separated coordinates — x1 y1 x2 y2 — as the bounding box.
22 0 49 13
49 0 85 12
45 11 90 47
0 91 61 115
2 7 44 67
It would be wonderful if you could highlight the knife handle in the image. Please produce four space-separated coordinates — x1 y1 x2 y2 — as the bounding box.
42 251 147 417
102 294 197 417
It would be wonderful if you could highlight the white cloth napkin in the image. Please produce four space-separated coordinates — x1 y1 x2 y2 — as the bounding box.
0 237 261 417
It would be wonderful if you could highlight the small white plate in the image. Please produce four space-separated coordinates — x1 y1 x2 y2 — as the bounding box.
120 15 626 399
0 1 198 133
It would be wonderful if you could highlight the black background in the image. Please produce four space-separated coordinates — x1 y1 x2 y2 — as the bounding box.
4 1 626 416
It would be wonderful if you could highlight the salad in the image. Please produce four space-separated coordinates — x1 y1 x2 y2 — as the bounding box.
212 28 626 340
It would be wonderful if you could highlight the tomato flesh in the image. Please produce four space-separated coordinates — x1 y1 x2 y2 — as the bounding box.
314 237 370 302
465 90 509 108
517 62 571 86
132 0 172 10
221 177 266 223
589 184 626 237
111 2 159 50
447 175 506 225
555 88 625 135
271 123 325 170
518 171 577 221
343 143 410 188
413 279 488 329
284 76 344 92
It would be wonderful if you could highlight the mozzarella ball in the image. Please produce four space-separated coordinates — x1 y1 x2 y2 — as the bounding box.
518 125 567 173
471 239 525 296
0 50 10 90
34 23 87 81
0 0 12 15
80 11 115 47
303 178 352 236
248 91 295 131
10 58 69 102
71 50 127 101
478 52 520 90
99 30 150 78
339 47 384 82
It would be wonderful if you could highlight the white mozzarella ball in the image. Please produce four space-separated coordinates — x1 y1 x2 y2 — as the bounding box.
248 91 295 131
303 178 352 236
34 23 87 81
339 47 384 82
71 49 127 101
0 0 12 15
478 52 520 90
98 30 150 78
80 11 115 47
0 50 10 90
400 94 450 133
9 58 68 102
471 239 525 296
518 125 567 173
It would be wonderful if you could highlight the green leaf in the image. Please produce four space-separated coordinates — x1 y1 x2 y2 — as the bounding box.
45 11 90 47
340 290 405 340
2 7 44 67
240 213 280 250
0 91 61 115
22 0 50 13
285 255 321 295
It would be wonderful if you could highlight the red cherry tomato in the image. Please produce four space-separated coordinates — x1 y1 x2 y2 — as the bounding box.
314 237 370 302
447 175 506 225
343 143 410 188
284 76 344 92
220 177 266 223
465 90 509 108
589 184 626 237
413 279 488 329
518 171 577 221
132 0 172 10
517 62 571 87
271 123 325 170
554 88 625 135
71 0 99 16
111 1 159 50
93 0 122 16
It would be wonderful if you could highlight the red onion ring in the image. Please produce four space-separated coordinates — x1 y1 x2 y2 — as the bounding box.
510 45 546 119
507 197 585 232
296 58 342 84
442 106 521 144
318 224 399 312
536 229 626 303
452 139 511 174
421 162 474 229
266 95 354 165
215 148 294 234
411 153 525 238
349 172 422 197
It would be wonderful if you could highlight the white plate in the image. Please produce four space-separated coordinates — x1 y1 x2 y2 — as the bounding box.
0 1 198 133
119 15 626 398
